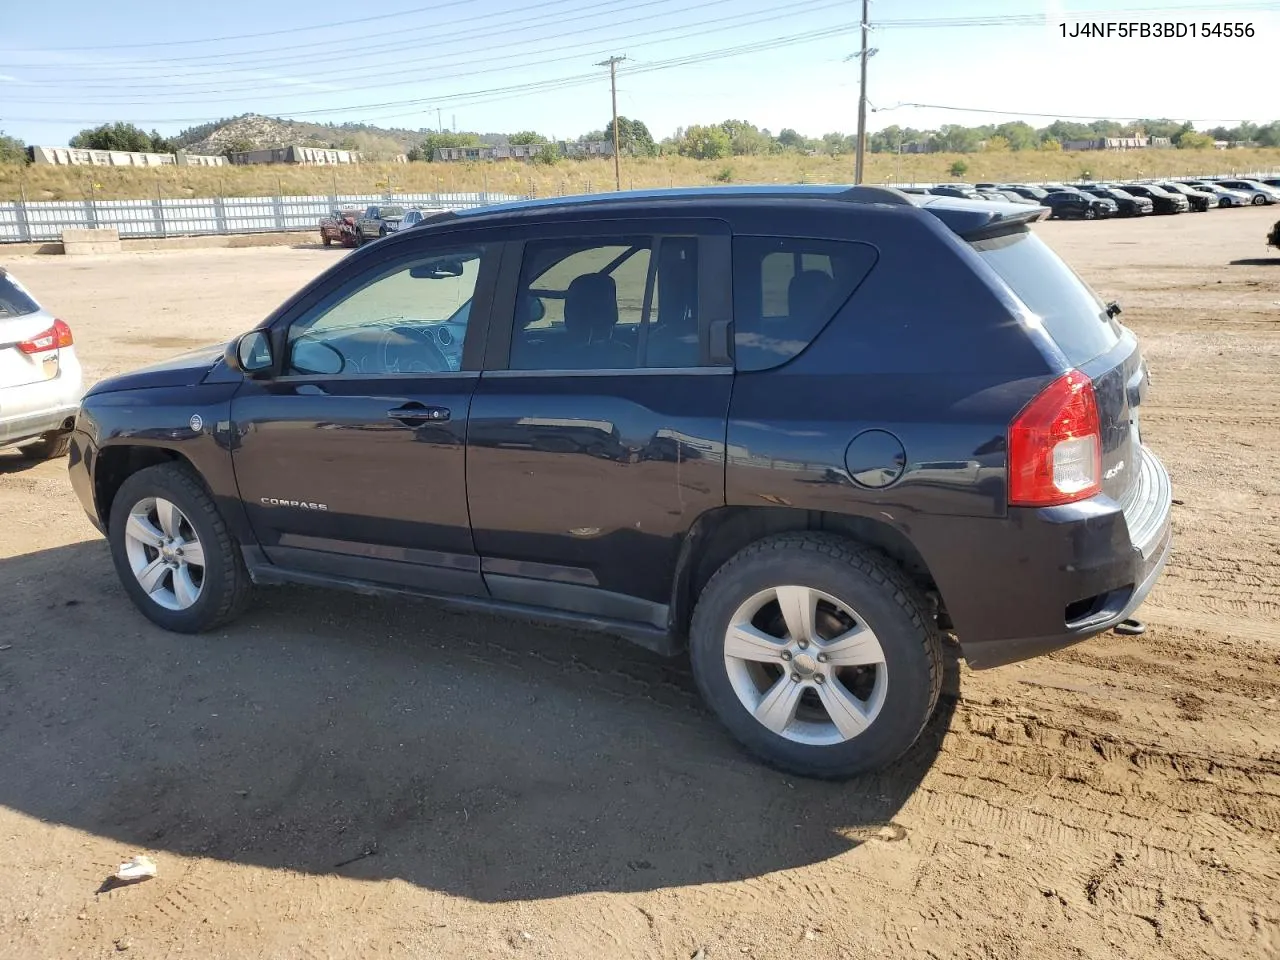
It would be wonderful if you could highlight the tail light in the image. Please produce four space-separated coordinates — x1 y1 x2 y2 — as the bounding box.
18 318 74 354
1008 370 1102 506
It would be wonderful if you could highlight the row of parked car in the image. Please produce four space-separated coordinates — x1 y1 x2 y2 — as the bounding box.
903 176 1280 220
319 204 441 247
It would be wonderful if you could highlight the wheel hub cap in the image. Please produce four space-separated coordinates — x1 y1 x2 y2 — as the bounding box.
792 652 819 677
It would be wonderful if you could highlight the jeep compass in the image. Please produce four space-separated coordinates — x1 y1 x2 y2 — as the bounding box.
67 185 1173 779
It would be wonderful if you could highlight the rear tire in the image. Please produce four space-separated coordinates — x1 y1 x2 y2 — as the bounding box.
19 432 71 461
323 236 332 246
688 533 943 779
108 463 252 633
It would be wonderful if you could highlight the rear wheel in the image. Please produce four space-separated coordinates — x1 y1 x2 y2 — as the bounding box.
19 431 71 461
689 533 943 779
108 463 251 633
323 236 332 246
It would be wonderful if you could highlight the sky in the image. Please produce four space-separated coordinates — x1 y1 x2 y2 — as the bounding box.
1 0 1276 147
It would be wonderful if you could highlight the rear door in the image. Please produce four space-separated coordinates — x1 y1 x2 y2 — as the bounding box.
465 218 733 624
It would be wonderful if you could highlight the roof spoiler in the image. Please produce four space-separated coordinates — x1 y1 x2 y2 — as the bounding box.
835 185 915 206
961 205 1050 240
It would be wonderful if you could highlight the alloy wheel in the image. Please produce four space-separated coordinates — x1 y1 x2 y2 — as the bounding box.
723 585 888 746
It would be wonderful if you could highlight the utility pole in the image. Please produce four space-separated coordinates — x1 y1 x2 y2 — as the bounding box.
854 0 870 184
596 55 627 191
437 108 443 132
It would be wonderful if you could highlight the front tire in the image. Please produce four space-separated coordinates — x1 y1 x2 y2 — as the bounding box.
1252 194 1266 206
1084 207 1097 220
689 533 943 779
108 463 251 633
19 431 71 461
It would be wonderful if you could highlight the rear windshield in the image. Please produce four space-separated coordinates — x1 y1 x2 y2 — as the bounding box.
970 231 1119 366
0 273 40 319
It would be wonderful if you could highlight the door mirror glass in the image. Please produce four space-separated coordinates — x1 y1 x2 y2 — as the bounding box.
235 331 273 373
291 338 345 376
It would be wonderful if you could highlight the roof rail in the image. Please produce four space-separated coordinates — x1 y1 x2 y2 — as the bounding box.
835 185 915 206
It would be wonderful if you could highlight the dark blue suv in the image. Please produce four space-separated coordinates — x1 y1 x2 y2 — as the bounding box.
66 185 1172 778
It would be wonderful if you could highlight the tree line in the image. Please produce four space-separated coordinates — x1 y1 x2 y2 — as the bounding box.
3 116 1279 166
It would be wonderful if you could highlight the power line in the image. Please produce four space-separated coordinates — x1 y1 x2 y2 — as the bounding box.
13 0 848 106
3 0 684 75
0 24 859 126
10 0 478 51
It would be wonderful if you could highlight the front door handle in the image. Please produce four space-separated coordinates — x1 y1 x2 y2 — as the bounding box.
387 402 450 424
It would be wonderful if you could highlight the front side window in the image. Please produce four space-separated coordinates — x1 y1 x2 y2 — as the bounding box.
287 245 488 376
731 236 878 372
510 235 701 371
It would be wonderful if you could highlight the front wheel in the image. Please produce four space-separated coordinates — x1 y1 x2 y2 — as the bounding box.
688 533 943 779
1084 207 1097 220
108 463 251 633
1252 194 1267 206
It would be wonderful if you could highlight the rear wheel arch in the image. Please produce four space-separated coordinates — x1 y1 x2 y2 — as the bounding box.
669 506 943 644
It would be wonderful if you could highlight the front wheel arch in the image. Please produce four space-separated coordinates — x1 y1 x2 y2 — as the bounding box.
93 444 195 531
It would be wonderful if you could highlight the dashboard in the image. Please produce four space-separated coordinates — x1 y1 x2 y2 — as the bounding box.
291 319 466 376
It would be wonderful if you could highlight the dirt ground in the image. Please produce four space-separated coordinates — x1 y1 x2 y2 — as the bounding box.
1 209 1278 960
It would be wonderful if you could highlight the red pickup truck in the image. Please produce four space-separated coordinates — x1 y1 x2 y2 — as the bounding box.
319 208 361 248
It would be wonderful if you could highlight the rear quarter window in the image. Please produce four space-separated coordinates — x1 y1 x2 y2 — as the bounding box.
732 236 878 372
971 230 1120 366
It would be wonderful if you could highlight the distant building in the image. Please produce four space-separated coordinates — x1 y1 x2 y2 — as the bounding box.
1061 136 1171 151
28 146 220 167
433 140 614 162
561 140 614 158
226 146 359 165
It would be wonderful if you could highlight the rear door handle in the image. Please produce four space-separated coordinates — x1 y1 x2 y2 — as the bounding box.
387 402 450 423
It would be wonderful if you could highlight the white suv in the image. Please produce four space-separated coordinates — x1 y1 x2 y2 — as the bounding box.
0 268 83 460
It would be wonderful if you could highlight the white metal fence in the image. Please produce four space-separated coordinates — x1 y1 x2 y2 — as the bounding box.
0 192 528 244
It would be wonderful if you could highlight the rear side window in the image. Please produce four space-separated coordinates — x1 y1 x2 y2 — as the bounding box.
0 273 40 318
732 236 877 371
971 230 1119 366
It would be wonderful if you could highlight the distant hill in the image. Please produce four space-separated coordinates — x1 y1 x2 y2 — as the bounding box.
175 114 513 160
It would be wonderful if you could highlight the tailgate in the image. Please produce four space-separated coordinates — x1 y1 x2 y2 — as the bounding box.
969 228 1153 518
0 315 61 390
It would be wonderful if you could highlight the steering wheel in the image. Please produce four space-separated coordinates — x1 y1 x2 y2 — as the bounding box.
379 325 451 374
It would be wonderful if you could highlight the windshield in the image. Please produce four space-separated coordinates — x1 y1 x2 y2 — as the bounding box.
971 230 1120 366
0 273 41 318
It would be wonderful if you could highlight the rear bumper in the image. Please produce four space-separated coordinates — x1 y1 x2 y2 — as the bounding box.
917 445 1174 669
0 401 80 448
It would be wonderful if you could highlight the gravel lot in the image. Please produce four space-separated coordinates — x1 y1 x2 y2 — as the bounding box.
2 209 1278 960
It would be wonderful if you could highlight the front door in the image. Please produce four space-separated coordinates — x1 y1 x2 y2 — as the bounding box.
231 237 499 595
466 220 734 626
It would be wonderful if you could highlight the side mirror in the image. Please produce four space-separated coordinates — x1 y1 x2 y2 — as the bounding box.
225 330 273 377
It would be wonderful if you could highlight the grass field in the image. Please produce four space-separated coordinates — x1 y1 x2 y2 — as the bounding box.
3 148 1279 201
